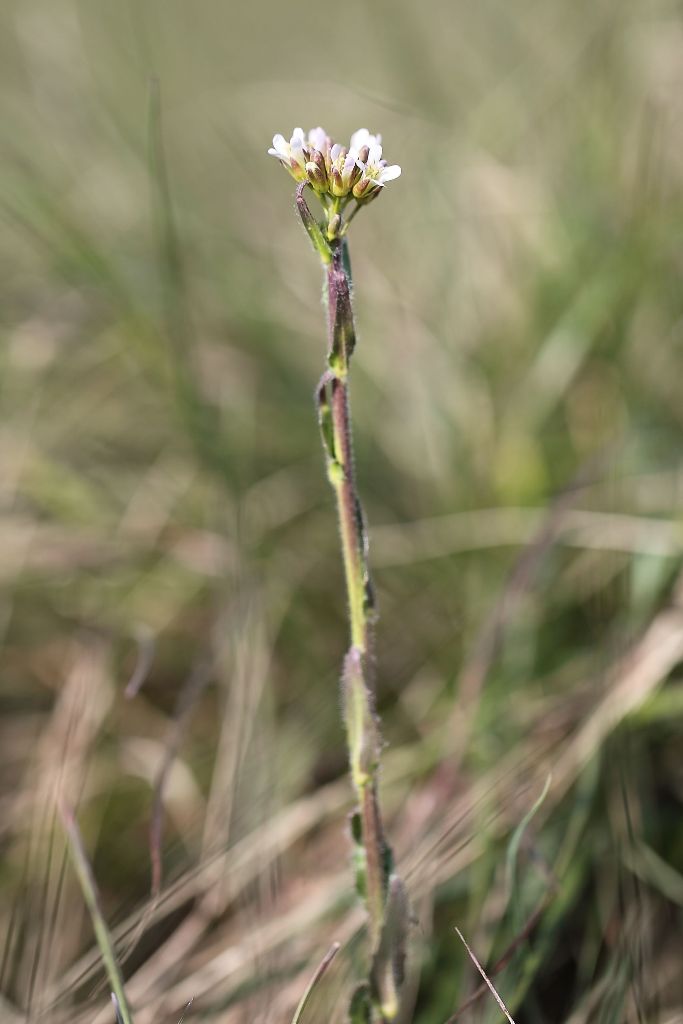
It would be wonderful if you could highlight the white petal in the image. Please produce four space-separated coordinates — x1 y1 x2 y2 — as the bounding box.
308 126 326 152
379 164 401 182
291 127 305 143
350 128 370 150
330 143 343 162
353 129 383 151
368 143 383 166
268 148 285 158
272 133 289 155
290 139 306 168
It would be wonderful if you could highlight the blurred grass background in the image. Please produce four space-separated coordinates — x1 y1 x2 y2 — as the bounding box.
1 0 683 1021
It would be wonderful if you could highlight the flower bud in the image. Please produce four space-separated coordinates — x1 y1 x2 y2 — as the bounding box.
357 145 370 164
327 213 341 240
306 161 327 192
289 156 308 182
352 176 380 200
330 167 346 197
347 162 363 189
310 148 327 178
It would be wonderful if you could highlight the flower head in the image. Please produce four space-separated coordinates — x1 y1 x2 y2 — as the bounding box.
268 126 400 237
267 127 309 182
328 143 363 197
352 140 401 202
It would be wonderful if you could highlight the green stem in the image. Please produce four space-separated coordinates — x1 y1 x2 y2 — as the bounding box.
331 379 368 650
322 244 374 644
324 241 386 937
296 185 407 1023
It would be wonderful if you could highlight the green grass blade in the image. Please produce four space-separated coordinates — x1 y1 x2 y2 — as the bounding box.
290 942 340 1024
504 774 552 917
60 804 134 1024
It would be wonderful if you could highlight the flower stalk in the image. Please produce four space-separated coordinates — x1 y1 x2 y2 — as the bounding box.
272 126 406 1022
312 198 404 1022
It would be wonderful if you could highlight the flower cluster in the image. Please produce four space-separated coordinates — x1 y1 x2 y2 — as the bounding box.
268 126 401 208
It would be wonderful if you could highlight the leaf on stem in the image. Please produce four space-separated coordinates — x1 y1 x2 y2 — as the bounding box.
295 183 332 265
370 875 409 1021
341 647 380 789
348 982 373 1024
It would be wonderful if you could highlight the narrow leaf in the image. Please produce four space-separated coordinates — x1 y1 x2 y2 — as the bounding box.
60 804 134 1024
290 942 340 1024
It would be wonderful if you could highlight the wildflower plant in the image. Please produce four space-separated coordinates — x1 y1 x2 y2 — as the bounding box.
268 127 406 1023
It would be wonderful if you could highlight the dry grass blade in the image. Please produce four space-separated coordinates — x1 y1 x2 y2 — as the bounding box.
149 659 213 899
452 928 517 1024
444 899 551 1022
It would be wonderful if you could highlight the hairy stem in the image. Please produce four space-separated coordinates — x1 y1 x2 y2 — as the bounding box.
296 184 407 1021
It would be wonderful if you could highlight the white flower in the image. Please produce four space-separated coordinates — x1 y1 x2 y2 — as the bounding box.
328 143 363 197
352 141 401 200
307 126 331 160
267 125 401 228
349 128 382 152
267 127 308 181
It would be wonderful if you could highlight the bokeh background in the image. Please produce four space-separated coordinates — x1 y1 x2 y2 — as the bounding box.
1 1 682 1022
